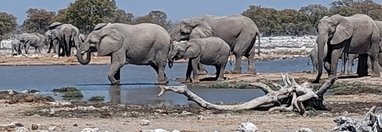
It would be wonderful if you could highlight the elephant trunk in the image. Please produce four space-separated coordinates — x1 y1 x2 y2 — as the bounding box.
76 40 92 65
167 41 175 68
314 34 328 83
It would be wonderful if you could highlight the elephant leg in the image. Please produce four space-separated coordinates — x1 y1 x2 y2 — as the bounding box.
357 54 369 76
197 63 208 75
185 59 193 82
108 63 123 85
230 52 242 74
215 64 225 81
340 53 346 75
328 48 343 77
369 53 380 77
149 61 168 84
245 53 256 74
191 58 201 83
108 51 126 85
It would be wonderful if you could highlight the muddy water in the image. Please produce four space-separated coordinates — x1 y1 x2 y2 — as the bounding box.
0 57 346 105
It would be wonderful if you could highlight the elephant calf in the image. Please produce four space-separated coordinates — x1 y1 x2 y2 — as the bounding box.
169 37 230 83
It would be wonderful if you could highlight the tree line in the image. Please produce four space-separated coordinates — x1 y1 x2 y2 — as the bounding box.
0 0 381 40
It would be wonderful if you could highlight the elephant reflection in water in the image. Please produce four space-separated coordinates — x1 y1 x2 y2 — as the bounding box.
109 85 121 104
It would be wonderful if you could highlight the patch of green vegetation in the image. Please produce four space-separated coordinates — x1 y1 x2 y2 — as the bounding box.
54 87 83 99
208 81 251 89
88 96 105 102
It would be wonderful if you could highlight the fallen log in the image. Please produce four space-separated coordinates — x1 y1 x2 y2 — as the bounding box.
158 73 336 115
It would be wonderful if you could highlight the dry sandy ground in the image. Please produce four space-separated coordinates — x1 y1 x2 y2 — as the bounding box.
0 55 381 131
0 93 380 131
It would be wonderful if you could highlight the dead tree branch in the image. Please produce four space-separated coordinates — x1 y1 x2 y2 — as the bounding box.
158 74 337 114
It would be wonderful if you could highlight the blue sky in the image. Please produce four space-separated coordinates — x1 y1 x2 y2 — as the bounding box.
1 0 380 24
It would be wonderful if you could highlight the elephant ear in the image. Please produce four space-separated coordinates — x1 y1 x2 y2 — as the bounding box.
49 22 63 29
94 23 109 31
330 19 353 45
185 19 213 39
96 28 123 56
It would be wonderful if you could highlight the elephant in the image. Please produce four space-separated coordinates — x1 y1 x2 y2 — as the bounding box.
11 39 21 55
18 33 45 54
48 22 81 57
76 23 172 85
171 15 261 74
314 14 381 83
169 37 230 83
45 30 59 54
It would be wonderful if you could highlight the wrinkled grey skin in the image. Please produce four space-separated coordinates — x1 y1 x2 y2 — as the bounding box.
45 30 59 54
18 33 45 54
48 22 81 57
171 15 261 74
314 14 381 83
77 23 172 85
169 37 230 83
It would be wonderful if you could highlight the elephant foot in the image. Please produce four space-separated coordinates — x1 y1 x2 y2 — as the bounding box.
245 70 256 75
110 80 120 85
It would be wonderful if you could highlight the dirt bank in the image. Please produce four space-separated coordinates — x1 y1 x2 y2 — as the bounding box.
1 72 381 131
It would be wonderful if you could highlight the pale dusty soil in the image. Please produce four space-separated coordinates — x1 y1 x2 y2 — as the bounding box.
0 55 381 131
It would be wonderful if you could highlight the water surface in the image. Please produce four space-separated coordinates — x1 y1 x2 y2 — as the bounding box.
0 57 337 105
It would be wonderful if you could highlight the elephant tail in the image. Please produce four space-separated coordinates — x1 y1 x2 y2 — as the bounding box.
256 32 261 56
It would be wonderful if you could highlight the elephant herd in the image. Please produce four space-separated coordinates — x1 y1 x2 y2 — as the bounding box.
76 15 261 85
12 22 85 57
9 13 382 85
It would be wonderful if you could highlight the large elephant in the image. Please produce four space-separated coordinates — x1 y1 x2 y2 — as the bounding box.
169 37 230 83
314 14 381 83
18 33 45 54
47 22 81 57
171 15 261 74
76 23 172 85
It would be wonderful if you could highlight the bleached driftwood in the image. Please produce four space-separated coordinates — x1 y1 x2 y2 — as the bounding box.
332 106 382 132
158 74 336 115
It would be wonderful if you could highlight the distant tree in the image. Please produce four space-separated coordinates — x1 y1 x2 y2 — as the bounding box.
52 9 69 24
22 8 55 34
64 0 117 33
299 4 330 27
0 12 17 40
113 9 134 24
242 5 280 36
134 10 171 29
